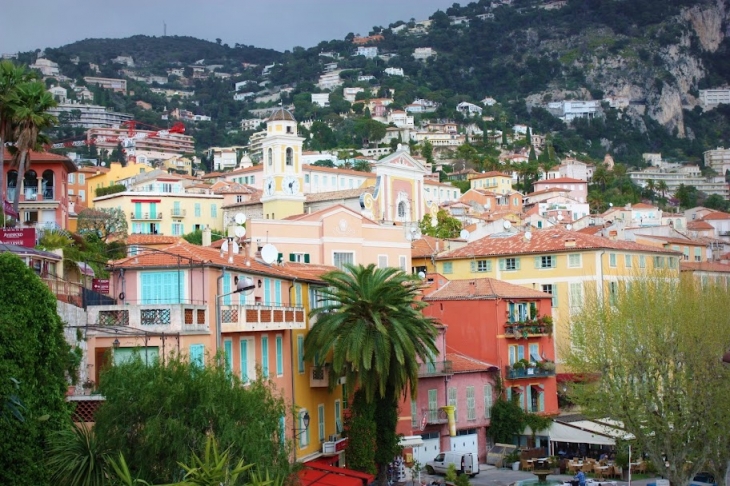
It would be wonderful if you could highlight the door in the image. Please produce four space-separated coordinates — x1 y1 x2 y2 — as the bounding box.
450 433 480 466
431 453 447 474
415 436 441 471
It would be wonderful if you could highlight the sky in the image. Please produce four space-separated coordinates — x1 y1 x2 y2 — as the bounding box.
0 0 454 54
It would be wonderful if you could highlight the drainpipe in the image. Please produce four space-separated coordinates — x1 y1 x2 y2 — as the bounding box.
289 277 298 460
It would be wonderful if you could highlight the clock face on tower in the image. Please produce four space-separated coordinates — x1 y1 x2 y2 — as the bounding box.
284 176 300 195
264 177 275 196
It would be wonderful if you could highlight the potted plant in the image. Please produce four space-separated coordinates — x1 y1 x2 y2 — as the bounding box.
82 379 95 395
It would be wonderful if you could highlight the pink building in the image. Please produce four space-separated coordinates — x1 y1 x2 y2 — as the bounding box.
532 177 588 203
3 148 76 229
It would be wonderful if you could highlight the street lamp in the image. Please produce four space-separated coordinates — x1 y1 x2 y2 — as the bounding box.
294 411 310 439
112 338 120 349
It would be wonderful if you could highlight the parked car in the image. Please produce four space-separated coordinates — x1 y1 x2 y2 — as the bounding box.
426 451 478 477
690 472 716 486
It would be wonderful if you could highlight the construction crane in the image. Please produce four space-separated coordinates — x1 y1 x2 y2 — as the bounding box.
49 121 186 163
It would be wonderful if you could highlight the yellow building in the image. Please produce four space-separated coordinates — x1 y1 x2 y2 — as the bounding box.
427 227 681 369
86 161 155 206
468 171 513 194
161 155 194 176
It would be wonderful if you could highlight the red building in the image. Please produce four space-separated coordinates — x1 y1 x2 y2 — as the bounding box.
421 277 559 427
2 149 77 230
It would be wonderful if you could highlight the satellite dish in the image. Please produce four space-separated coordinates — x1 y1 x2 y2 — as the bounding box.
525 231 533 241
557 214 564 221
566 224 573 230
234 226 246 238
410 227 418 234
261 244 278 264
234 213 247 225
234 276 256 295
418 271 426 279
503 220 512 229
221 240 240 254
430 217 438 228
459 229 470 239
405 232 413 242
221 240 227 252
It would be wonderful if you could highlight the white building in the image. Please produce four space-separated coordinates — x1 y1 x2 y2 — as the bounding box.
699 88 730 106
456 101 483 116
48 86 67 103
31 58 59 77
384 67 404 76
405 98 439 113
356 46 378 58
547 100 601 122
357 75 375 82
387 110 414 128
704 147 730 175
603 96 630 109
413 47 436 61
629 165 730 199
558 158 590 182
311 93 330 107
233 91 255 101
343 87 365 103
240 118 265 131
48 103 133 129
481 96 497 106
208 147 241 171
113 55 135 67
318 70 343 90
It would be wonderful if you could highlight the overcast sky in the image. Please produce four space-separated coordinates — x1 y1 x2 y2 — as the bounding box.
0 0 454 54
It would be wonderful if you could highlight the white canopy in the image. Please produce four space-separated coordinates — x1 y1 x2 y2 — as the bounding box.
399 435 425 448
569 420 635 441
548 421 616 446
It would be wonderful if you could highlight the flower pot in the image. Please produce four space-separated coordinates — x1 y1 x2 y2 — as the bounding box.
513 462 520 471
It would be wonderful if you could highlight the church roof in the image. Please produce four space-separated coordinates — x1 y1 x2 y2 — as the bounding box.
267 107 296 122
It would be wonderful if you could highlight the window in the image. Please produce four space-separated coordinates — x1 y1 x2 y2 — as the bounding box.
79 190 85 202
625 255 632 267
189 344 205 367
639 255 646 268
194 203 201 217
397 201 407 219
653 256 665 268
297 335 305 373
466 386 476 420
305 174 310 183
668 257 677 269
318 404 325 442
333 252 354 270
500 257 520 271
399 255 407 271
268 148 273 166
542 284 558 307
442 262 453 274
299 410 310 448
568 253 581 268
428 389 438 422
224 340 233 375
535 255 556 269
261 336 269 378
411 400 419 428
68 174 75 184
529 343 540 362
276 335 284 376
240 339 252 383
508 344 524 365
694 247 702 262
286 147 293 166
378 255 388 268
289 253 310 263
210 204 217 218
140 271 183 304
334 400 342 433
484 384 493 419
608 281 618 306
236 195 243 203
569 282 583 311
471 259 492 272
448 387 458 421
171 223 184 236
609 253 617 267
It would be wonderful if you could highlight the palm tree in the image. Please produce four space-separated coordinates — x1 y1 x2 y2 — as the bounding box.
645 179 656 204
9 80 57 213
0 61 36 222
304 264 438 485
657 180 668 199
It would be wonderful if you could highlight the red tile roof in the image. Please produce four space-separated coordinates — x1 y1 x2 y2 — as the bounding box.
423 277 552 301
702 211 730 220
469 171 511 180
3 148 77 172
126 235 181 246
631 203 657 209
634 234 701 246
687 221 714 230
109 240 326 283
412 235 446 258
436 227 679 260
533 177 586 184
680 261 730 273
577 226 602 235
445 353 499 373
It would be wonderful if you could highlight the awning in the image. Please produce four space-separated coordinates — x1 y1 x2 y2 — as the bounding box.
548 421 616 446
567 419 635 440
399 435 425 448
299 462 375 486
531 384 545 391
511 385 525 393
78 262 95 277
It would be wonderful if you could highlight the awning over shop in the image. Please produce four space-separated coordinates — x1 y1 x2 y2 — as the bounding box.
78 262 95 277
549 421 616 446
300 462 375 486
399 435 425 448
568 420 634 441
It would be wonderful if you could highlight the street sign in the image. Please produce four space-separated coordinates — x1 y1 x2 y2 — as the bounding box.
92 278 110 294
0 228 36 247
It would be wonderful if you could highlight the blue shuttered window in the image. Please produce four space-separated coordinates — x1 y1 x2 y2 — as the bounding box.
263 279 271 305
240 339 249 383
223 275 232 305
297 335 305 373
140 271 183 304
274 280 282 306
224 340 233 375
190 344 205 367
261 336 269 378
276 335 283 376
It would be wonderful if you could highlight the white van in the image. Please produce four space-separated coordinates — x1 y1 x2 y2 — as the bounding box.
426 451 478 477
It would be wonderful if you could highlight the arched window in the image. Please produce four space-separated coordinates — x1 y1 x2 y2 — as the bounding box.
42 170 55 200
6 170 17 201
397 201 407 219
286 148 293 166
23 170 38 201
268 148 273 166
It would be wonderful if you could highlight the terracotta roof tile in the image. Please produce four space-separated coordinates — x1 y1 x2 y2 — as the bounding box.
3 148 76 172
445 353 499 373
634 234 700 246
412 235 446 258
702 211 730 220
304 186 373 203
680 261 730 273
423 277 552 301
126 235 181 245
436 227 679 260
302 164 378 178
469 171 511 180
533 177 586 184
577 227 602 235
687 220 714 230
631 203 657 209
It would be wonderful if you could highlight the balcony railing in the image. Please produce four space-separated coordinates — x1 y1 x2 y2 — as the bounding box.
88 304 207 331
43 189 55 200
418 360 453 377
220 304 306 333
423 407 449 424
506 366 555 380
171 208 186 217
130 212 163 220
504 320 553 339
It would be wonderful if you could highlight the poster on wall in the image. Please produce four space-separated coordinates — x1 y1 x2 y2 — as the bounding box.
0 228 36 247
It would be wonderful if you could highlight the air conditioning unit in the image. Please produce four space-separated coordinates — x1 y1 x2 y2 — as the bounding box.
328 434 340 442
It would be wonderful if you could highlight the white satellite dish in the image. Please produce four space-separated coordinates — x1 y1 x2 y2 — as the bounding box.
557 214 564 221
503 220 512 230
525 231 533 241
405 232 413 242
221 240 240 255
418 271 426 279
234 226 246 238
459 229 470 239
261 244 278 264
566 224 573 230
234 213 247 225
234 276 256 295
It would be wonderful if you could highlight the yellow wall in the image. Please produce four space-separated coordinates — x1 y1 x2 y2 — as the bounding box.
470 175 513 193
432 249 681 369
86 162 153 207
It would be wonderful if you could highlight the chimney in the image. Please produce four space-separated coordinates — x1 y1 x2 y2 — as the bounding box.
202 227 212 247
564 238 576 248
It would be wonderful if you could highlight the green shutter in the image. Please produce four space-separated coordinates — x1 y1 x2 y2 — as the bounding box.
224 341 232 374
261 336 269 378
515 258 521 270
277 253 283 263
470 260 476 272
297 335 305 373
190 344 204 367
289 253 296 262
499 258 505 270
526 385 532 412
240 340 248 382
534 256 541 268
486 260 492 272
304 254 310 263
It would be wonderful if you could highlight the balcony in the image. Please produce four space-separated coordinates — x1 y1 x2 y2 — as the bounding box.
88 304 208 331
423 407 449 424
130 212 163 220
506 365 555 380
418 360 453 377
310 366 330 388
171 208 186 217
220 304 306 333
504 320 553 339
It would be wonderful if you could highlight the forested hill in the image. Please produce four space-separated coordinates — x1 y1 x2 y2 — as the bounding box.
46 35 282 73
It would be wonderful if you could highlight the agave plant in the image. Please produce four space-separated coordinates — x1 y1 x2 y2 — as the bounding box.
46 423 111 486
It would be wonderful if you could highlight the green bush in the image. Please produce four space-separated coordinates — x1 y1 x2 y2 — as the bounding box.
95 184 127 197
